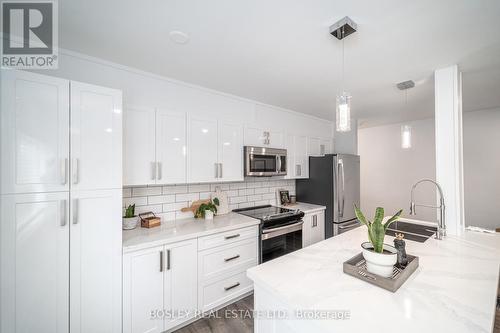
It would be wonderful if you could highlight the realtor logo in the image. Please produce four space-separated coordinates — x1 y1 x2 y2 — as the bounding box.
1 0 58 69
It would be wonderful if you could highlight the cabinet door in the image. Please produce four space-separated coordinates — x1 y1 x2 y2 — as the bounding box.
123 246 165 333
243 127 265 146
188 117 218 183
1 70 69 194
71 81 122 190
123 106 156 186
156 110 187 184
320 138 332 155
218 122 243 182
70 189 122 333
269 130 284 148
310 211 325 245
302 214 312 247
164 239 198 331
308 137 321 156
1 192 69 333
294 136 308 179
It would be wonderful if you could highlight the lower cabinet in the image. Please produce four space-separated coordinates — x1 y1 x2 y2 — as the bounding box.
123 239 197 333
302 210 325 247
123 225 258 333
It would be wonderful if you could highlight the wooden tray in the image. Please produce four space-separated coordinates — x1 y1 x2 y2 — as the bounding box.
343 253 419 292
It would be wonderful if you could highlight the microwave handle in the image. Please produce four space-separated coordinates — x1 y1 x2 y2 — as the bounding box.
275 155 280 173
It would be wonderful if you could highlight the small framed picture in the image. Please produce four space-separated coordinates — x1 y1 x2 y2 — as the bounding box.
276 189 290 205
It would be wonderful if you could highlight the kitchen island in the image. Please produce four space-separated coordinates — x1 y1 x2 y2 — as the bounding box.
247 226 500 333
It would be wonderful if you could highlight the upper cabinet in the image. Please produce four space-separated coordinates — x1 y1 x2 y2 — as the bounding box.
244 127 284 148
70 81 122 191
308 137 332 156
188 117 243 183
123 107 187 186
285 134 308 179
1 70 70 194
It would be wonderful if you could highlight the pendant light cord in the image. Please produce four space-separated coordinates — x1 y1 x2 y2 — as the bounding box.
342 26 345 93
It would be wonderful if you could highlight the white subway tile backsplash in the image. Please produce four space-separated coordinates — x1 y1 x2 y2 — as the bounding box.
132 186 162 196
175 192 200 202
147 195 175 205
124 179 295 223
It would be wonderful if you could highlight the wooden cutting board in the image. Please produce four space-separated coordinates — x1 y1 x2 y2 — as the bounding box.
180 199 210 214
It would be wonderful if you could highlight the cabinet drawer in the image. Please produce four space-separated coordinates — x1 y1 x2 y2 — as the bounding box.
199 238 258 281
198 225 258 251
199 266 253 312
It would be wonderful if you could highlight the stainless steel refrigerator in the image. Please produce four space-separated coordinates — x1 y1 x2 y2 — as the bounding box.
296 154 360 238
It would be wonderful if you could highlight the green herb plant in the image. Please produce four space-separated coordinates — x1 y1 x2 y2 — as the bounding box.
123 204 136 218
195 198 220 218
354 205 402 253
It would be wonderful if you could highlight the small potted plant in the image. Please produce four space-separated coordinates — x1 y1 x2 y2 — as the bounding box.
122 204 138 230
195 198 220 220
354 205 402 277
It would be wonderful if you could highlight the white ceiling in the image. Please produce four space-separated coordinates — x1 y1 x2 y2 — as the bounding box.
60 0 500 127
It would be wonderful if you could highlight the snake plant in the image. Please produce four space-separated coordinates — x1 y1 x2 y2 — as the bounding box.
123 204 136 218
354 205 402 253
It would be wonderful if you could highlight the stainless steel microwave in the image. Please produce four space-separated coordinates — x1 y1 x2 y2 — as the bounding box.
244 146 287 177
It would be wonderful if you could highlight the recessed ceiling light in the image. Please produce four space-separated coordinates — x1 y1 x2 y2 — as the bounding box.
169 30 190 45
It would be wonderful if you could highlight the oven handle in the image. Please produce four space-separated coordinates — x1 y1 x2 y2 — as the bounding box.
262 221 303 234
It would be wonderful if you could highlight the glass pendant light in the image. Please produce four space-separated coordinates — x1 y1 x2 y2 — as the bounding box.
336 26 351 132
401 89 412 149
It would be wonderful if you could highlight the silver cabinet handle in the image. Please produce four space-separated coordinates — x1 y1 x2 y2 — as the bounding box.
159 251 164 272
224 254 240 262
225 233 240 240
166 249 171 270
312 215 317 227
151 162 156 180
157 162 162 180
214 163 218 178
60 200 67 226
72 199 79 224
72 158 79 184
61 158 68 185
219 163 223 179
320 144 325 155
296 164 301 176
224 282 240 291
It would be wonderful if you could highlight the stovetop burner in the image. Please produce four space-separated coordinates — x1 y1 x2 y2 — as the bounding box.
234 205 304 229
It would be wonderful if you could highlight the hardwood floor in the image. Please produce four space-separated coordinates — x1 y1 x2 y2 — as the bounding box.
174 295 254 333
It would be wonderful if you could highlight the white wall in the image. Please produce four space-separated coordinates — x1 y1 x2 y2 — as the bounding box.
463 108 500 229
358 118 437 222
334 119 358 154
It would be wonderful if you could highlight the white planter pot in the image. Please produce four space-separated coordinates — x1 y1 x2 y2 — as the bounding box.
204 210 214 220
122 216 138 230
361 242 397 278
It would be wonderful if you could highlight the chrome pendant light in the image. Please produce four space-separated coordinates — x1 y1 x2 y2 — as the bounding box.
330 17 356 133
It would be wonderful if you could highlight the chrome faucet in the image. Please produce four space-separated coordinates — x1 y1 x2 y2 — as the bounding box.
410 179 446 240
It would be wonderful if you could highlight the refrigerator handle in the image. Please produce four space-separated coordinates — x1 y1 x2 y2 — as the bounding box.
338 159 345 218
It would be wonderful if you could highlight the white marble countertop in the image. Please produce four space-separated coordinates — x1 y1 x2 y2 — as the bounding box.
278 202 326 214
247 226 500 333
123 212 260 253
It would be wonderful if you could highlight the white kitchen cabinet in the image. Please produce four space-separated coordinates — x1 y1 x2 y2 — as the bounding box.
123 106 156 186
1 192 70 333
123 246 165 333
294 135 309 179
1 70 70 194
320 138 332 155
164 239 198 331
303 210 325 247
156 110 187 184
244 126 284 148
188 117 244 183
123 239 198 333
70 189 122 333
308 137 322 156
218 122 244 182
188 117 219 183
71 81 122 190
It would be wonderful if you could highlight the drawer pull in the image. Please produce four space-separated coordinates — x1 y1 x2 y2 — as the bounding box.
225 234 240 240
224 282 240 291
224 254 240 262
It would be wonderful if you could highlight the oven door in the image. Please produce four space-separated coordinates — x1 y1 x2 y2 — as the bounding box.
245 146 287 176
261 221 303 263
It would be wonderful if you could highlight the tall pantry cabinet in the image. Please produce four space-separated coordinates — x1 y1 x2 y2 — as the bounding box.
0 70 123 333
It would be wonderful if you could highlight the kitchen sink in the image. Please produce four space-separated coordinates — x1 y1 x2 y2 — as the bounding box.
385 221 437 243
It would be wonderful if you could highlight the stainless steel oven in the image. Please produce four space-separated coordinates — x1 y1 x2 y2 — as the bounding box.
261 221 303 263
244 146 287 177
